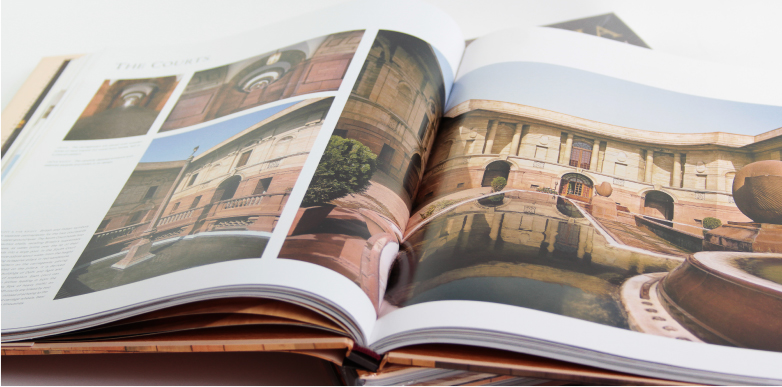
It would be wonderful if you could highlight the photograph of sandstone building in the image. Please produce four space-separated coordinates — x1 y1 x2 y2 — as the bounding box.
413 100 782 239
280 30 446 312
160 31 364 132
393 99 782 350
55 97 332 299
64 76 180 140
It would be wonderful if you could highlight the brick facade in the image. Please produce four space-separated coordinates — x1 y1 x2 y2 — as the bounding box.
161 31 363 131
84 97 332 253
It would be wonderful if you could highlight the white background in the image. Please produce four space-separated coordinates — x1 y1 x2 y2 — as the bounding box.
3 0 782 385
4 0 782 110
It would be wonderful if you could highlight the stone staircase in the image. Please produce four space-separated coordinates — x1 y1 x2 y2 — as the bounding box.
595 217 692 258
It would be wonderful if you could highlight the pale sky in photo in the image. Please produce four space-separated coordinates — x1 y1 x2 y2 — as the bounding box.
141 102 297 163
448 62 782 136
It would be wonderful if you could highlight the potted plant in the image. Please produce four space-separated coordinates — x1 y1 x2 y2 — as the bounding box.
478 176 507 206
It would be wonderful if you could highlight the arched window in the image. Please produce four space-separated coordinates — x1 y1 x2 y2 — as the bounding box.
569 140 594 169
559 173 593 201
213 175 242 203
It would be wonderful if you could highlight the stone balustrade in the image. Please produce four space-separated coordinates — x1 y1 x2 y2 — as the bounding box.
221 194 266 210
158 208 199 226
91 221 149 243
215 192 288 213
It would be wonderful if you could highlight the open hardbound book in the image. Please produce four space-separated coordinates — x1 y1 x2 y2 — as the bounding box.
3 1 782 384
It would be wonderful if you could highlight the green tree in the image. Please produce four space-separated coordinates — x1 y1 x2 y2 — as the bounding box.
491 176 507 192
301 136 377 207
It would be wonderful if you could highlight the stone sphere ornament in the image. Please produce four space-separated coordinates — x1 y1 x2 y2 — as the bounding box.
595 181 613 197
732 160 782 224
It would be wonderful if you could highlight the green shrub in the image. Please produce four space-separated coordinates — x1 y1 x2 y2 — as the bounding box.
301 136 376 207
489 194 504 202
420 199 457 220
536 187 557 195
490 176 507 192
702 217 722 230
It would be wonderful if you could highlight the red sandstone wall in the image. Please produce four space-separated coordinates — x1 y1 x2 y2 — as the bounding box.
78 77 179 119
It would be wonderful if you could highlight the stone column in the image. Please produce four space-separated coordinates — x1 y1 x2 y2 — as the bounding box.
142 155 195 234
559 133 574 164
672 153 682 188
577 226 588 259
463 214 474 233
458 214 474 250
488 212 504 250
544 218 558 254
597 143 606 173
444 218 456 236
644 150 654 183
484 120 498 154
590 141 600 171
509 124 522 156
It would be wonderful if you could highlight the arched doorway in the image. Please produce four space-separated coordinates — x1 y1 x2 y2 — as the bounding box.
213 175 242 203
643 190 674 221
403 154 423 197
559 173 593 202
482 161 511 187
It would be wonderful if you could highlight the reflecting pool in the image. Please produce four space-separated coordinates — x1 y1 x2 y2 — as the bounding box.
385 191 677 329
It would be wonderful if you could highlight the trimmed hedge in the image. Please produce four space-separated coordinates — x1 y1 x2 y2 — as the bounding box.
703 217 722 230
491 177 507 192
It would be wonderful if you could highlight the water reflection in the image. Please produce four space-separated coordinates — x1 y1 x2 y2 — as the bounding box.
385 191 671 329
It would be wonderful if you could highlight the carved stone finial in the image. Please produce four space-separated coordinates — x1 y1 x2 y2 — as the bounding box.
733 160 782 224
595 181 613 197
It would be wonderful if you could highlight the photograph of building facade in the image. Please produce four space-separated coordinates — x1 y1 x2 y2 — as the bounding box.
56 97 333 299
414 99 782 232
281 30 446 312
64 76 180 140
160 31 364 132
332 30 446 226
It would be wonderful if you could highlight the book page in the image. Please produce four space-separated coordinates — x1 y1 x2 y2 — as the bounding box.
277 29 453 315
370 27 782 383
1 0 464 346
